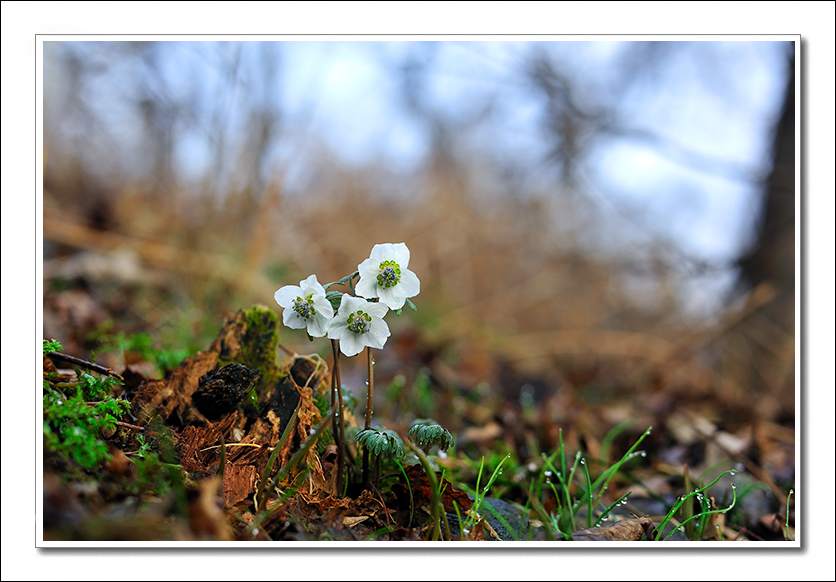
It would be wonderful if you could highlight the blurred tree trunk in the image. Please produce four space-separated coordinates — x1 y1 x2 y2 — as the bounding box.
724 45 795 418
735 45 796 332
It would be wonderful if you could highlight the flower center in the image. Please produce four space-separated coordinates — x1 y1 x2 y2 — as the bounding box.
292 294 316 319
377 260 401 288
347 310 372 334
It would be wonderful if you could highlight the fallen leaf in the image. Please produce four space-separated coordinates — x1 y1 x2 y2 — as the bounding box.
342 516 370 528
570 517 656 541
397 463 473 514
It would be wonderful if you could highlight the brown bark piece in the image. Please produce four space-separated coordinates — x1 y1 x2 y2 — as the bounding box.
131 349 221 425
129 307 269 427
177 425 208 473
221 464 257 510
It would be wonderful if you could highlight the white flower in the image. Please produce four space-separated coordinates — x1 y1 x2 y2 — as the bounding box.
327 294 390 357
355 243 420 310
274 274 334 337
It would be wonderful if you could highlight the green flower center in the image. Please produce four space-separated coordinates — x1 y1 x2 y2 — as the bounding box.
377 260 401 288
293 294 316 319
347 310 372 334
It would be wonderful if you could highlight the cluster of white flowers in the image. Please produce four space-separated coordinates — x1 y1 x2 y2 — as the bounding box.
274 243 419 357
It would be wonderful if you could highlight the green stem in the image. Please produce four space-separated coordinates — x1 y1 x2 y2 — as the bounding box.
252 410 335 533
654 469 737 540
405 439 442 541
395 459 415 528
362 347 374 486
256 401 300 510
330 339 346 497
583 458 593 528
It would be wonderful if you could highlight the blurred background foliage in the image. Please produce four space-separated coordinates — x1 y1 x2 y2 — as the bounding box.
42 40 796 436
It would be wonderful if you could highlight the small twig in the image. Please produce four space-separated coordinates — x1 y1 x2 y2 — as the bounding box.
48 352 124 381
115 420 145 432
200 443 262 452
369 482 393 527
277 343 296 357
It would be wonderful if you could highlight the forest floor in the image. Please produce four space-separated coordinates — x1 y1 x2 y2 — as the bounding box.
42 287 796 543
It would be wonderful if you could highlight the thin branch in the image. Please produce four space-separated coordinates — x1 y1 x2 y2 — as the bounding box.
48 352 124 381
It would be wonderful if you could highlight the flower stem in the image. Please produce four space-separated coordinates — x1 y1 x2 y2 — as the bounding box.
405 439 442 541
362 346 374 486
330 339 346 497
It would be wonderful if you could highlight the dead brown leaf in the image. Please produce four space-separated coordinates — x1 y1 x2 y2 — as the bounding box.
397 463 473 515
570 517 656 541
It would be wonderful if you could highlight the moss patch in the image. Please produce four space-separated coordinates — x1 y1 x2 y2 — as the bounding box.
214 304 284 401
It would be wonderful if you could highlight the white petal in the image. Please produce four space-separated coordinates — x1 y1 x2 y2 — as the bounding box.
365 302 390 319
338 294 362 313
355 274 379 299
369 243 389 262
327 315 349 338
377 286 406 310
327 326 342 340
274 285 302 308
300 274 322 291
368 318 391 348
283 310 307 330
396 269 420 297
339 333 365 357
390 243 410 268
358 257 379 277
307 312 332 337
312 295 335 319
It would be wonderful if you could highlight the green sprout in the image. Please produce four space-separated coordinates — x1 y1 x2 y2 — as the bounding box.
353 428 405 458
407 420 454 453
354 428 405 487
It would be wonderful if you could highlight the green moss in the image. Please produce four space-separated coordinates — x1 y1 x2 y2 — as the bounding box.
218 305 285 400
240 305 280 371
43 375 130 470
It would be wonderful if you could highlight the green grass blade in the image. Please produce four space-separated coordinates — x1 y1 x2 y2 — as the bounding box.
599 419 634 465
256 401 301 509
583 458 593 528
655 469 737 540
